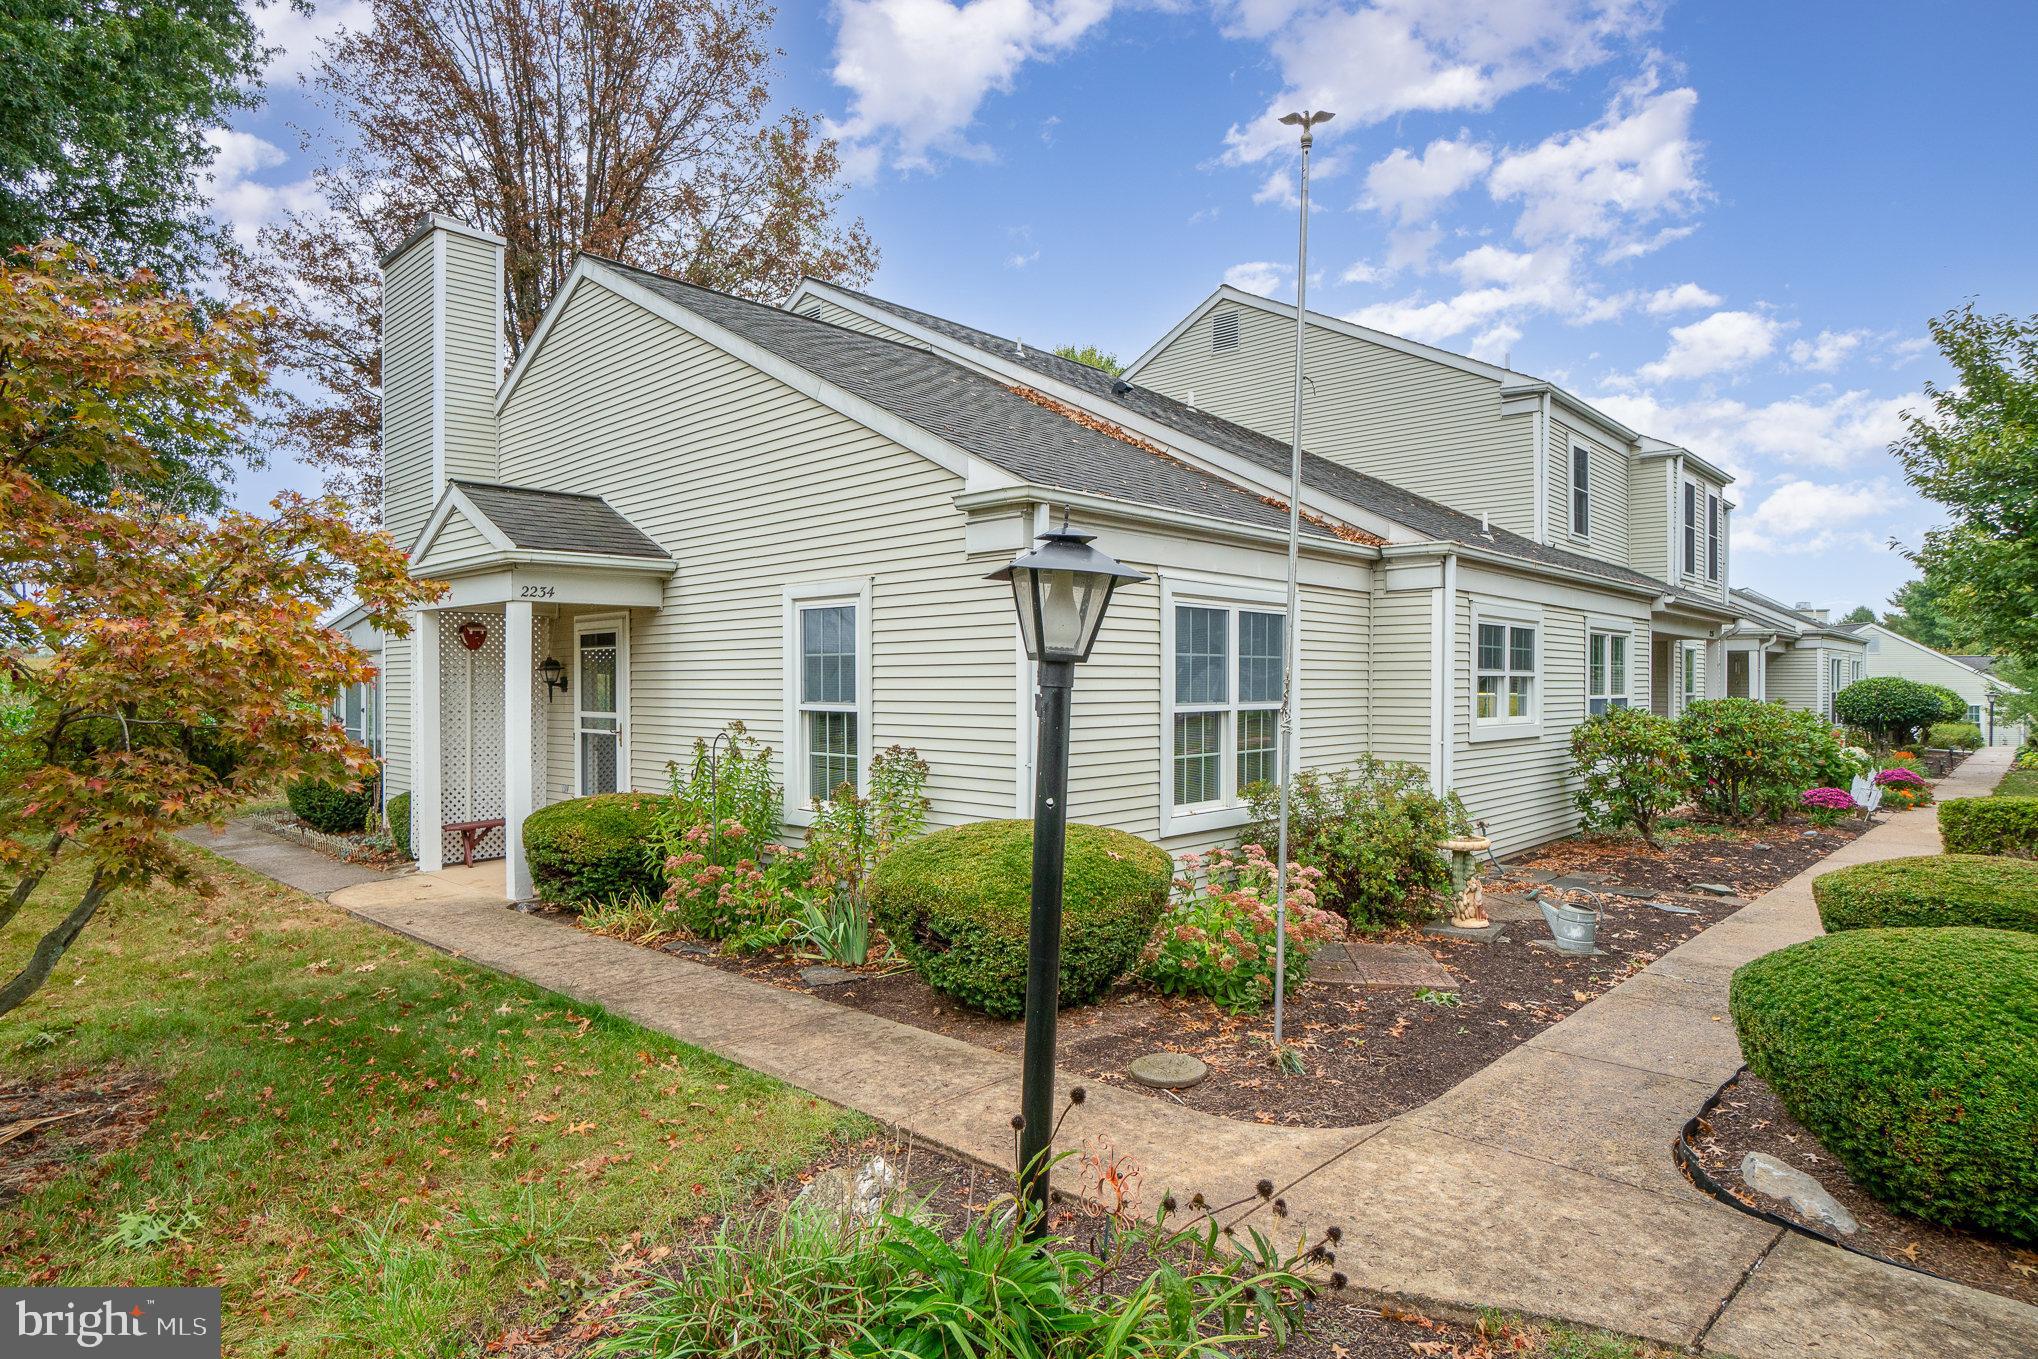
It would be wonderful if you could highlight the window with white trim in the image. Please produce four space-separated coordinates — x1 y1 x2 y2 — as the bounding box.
1706 492 1721 581
1169 602 1283 811
1681 642 1700 711
331 681 378 756
1828 656 1844 720
1587 630 1630 716
1968 703 1983 725
797 600 860 802
1474 617 1538 726
1681 482 1699 575
1571 444 1591 536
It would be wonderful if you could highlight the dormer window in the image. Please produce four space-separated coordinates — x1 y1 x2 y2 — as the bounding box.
1570 444 1591 536
1681 482 1698 575
1211 310 1240 354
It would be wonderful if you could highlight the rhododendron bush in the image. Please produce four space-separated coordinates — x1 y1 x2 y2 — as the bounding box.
0 243 439 1018
1141 845 1345 1014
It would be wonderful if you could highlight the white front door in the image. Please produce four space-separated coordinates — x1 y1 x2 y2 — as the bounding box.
575 623 625 795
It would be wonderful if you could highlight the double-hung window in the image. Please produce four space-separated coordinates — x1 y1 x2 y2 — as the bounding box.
1587 630 1630 716
791 592 864 806
1828 656 1844 720
1681 643 1700 711
1571 445 1591 537
1706 492 1722 581
1968 703 1984 725
1474 613 1538 732
1682 483 1699 575
1168 601 1283 817
332 681 378 755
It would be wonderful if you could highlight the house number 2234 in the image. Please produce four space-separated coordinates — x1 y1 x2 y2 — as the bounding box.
519 585 556 599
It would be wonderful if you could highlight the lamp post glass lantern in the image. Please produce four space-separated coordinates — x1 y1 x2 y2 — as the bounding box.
989 526 1145 1233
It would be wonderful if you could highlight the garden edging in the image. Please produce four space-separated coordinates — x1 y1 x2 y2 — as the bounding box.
189 745 2036 1359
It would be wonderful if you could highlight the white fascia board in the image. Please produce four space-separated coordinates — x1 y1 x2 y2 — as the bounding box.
548 262 972 479
1637 442 1735 487
952 484 1379 564
407 481 516 560
1501 380 1643 448
495 265 591 414
800 279 1424 545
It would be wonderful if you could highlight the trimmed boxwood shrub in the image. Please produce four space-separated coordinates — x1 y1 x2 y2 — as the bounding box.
1812 854 2038 933
387 791 413 859
286 770 377 833
1927 721 1984 751
1834 676 1964 748
1731 928 2038 1244
869 820 1170 1018
1941 796 2038 858
522 793 665 907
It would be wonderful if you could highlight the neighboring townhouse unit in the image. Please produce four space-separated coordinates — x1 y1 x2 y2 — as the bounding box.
372 218 1788 903
1725 589 1869 719
1850 622 2029 746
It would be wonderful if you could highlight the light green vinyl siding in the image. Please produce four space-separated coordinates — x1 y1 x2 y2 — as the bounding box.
1452 600 1587 853
1552 411 1631 571
1367 584 1436 771
441 231 501 484
497 277 1017 826
412 504 496 574
1627 459 1671 582
1134 302 1538 537
381 242 436 549
381 630 410 802
792 295 921 345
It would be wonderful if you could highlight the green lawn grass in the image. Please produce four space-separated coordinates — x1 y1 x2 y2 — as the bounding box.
0 849 860 1357
1996 766 2038 797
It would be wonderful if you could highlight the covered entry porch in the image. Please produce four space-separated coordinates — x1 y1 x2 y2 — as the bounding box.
405 482 673 899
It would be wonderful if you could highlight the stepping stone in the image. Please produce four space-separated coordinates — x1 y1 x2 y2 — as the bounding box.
1690 882 1739 897
1129 1052 1209 1090
661 939 713 958
1529 938 1608 958
1549 873 1612 890
1482 893 1545 924
1422 920 1509 942
1311 941 1457 989
800 965 856 987
1598 884 1662 901
1522 868 1562 883
1642 900 1701 916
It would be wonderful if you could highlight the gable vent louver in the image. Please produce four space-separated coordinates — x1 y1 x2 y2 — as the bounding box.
1211 310 1240 354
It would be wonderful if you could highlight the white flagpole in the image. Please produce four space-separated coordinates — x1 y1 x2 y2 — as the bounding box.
1271 108 1332 1052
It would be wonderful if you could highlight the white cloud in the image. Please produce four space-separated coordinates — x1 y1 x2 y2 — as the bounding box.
1487 68 1703 248
1253 168 1298 207
1632 309 1783 383
1005 249 1041 268
1340 259 1384 285
1598 223 1697 262
826 0 1114 174
1361 133 1492 220
1220 0 1664 164
256 0 369 81
1589 387 1912 473
1643 282 1719 314
1789 328 1868 372
1733 477 1904 555
204 128 319 246
1347 242 1625 344
1468 322 1522 363
1224 260 1292 297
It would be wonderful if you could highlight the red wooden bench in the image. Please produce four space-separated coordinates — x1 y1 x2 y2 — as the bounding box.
442 817 506 868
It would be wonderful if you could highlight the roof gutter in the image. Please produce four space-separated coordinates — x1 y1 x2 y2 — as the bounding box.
1387 537 1666 603
954 485 1381 562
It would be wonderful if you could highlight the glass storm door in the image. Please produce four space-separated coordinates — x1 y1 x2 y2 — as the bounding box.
577 630 620 795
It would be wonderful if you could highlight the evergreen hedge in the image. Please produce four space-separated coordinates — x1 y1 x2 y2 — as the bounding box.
869 820 1170 1017
1812 854 2038 933
1940 796 2038 858
522 793 666 907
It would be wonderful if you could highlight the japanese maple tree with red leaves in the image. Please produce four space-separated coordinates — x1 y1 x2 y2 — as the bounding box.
0 241 442 1018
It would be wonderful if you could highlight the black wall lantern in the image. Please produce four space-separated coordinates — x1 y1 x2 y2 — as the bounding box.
988 524 1145 1233
538 655 569 700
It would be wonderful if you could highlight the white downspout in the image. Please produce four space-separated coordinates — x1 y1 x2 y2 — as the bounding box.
1534 393 1551 543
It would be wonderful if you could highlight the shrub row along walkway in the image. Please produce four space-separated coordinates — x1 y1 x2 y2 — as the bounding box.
194 746 2036 1359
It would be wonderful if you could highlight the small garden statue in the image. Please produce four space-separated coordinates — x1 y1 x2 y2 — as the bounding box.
1439 835 1493 929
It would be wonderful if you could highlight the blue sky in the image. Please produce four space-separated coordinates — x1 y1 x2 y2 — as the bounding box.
212 0 2038 616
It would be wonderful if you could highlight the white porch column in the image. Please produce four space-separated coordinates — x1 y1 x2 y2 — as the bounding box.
413 608 444 872
504 599 535 901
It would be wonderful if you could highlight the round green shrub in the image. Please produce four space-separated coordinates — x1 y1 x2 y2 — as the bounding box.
1813 854 2038 933
1940 796 2038 858
522 793 666 906
869 820 1171 1017
1835 676 1964 748
286 769 377 834
1731 928 2038 1243
1927 721 1984 751
387 791 413 859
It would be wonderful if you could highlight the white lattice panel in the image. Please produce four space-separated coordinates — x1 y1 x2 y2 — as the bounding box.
439 610 507 862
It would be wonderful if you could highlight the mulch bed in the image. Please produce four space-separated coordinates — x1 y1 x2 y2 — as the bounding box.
568 817 1860 1130
1682 1070 2037 1306
245 808 409 870
490 1132 1548 1359
0 1067 163 1204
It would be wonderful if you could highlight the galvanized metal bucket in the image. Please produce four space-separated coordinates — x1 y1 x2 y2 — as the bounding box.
1538 895 1601 953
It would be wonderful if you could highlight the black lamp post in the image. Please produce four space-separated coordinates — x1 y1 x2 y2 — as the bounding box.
988 524 1145 1234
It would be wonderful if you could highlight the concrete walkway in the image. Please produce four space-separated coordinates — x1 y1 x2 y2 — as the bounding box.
200 750 2034 1357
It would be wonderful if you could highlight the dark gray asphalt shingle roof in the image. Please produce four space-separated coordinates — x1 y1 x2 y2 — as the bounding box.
818 282 1690 597
452 480 670 560
1950 654 1999 676
590 260 1333 541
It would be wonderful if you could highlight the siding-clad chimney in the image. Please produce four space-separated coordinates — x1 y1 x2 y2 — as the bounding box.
379 215 506 550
